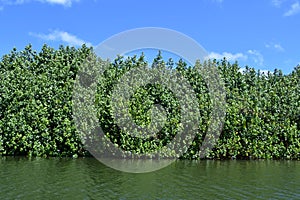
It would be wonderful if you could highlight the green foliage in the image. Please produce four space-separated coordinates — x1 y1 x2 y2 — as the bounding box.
0 44 299 159
211 62 300 159
0 44 91 157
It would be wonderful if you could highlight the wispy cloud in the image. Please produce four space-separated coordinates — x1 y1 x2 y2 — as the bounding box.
29 30 92 47
206 52 247 61
39 0 78 6
247 50 264 66
284 1 300 16
0 0 24 6
208 50 265 67
0 0 79 7
212 0 224 3
271 0 286 7
265 43 285 52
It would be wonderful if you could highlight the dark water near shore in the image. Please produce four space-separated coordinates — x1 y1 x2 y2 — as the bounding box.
0 157 299 199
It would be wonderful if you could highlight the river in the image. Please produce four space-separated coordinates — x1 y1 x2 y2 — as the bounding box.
0 157 299 199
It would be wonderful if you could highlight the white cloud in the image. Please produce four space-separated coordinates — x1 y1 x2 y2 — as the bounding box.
284 1 300 16
207 49 265 68
273 44 285 51
238 68 245 73
0 0 78 7
29 30 92 47
271 0 285 7
39 0 78 6
238 68 270 75
247 50 264 66
259 69 271 74
265 43 285 52
206 52 247 61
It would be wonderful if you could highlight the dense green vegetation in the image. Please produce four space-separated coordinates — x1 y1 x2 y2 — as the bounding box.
0 44 299 159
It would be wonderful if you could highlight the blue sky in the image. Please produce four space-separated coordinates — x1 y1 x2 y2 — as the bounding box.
0 0 299 74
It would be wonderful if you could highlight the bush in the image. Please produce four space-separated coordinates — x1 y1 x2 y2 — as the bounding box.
0 44 299 159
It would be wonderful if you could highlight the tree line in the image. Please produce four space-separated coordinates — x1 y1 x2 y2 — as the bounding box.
0 44 299 159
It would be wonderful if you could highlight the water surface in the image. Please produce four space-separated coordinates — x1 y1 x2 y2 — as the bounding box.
0 157 299 199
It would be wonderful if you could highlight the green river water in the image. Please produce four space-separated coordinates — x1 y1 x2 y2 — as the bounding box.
0 157 299 199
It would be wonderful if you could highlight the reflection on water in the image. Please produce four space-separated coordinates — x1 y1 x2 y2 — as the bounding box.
0 157 300 199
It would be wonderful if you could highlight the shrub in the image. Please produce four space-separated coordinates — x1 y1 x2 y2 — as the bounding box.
0 44 299 159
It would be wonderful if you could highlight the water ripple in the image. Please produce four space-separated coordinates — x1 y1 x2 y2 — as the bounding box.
1 158 300 199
